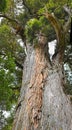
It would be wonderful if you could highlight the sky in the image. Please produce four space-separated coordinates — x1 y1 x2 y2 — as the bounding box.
48 39 56 55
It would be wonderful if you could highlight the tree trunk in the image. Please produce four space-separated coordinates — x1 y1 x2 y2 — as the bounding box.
12 38 72 130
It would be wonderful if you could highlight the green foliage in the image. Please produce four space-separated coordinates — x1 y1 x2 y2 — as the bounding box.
25 0 47 12
39 16 55 36
0 41 23 128
0 54 16 110
0 0 14 13
5 0 15 15
39 16 49 25
2 109 14 130
4 53 16 73
0 24 10 32
0 0 6 12
0 24 12 47
25 0 70 15
0 24 18 54
0 24 23 111
0 22 24 130
25 18 41 44
25 15 55 44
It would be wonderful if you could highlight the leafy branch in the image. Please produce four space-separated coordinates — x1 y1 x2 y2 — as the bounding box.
0 13 19 24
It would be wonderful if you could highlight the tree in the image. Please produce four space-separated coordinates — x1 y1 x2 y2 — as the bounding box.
0 23 24 130
0 0 72 130
0 1 25 129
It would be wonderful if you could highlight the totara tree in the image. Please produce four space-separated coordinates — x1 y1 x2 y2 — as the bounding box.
0 0 72 130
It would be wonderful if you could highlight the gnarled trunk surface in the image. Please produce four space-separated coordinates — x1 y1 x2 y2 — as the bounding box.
12 42 72 130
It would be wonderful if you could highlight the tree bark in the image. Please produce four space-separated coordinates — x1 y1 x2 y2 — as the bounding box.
12 39 72 130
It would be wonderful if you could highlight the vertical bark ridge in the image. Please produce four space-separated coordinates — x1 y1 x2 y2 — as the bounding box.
25 48 48 129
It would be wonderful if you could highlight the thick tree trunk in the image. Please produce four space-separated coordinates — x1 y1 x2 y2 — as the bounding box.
12 41 72 130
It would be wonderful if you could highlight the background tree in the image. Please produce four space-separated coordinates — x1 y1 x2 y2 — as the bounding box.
0 1 25 129
0 0 72 130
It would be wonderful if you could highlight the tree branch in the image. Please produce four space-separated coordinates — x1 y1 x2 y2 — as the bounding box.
44 12 63 44
64 17 71 33
63 5 71 15
0 14 19 24
22 0 32 15
44 11 66 61
22 0 39 18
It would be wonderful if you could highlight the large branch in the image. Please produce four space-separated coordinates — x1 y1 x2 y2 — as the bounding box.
0 14 19 24
44 12 63 44
44 11 66 62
